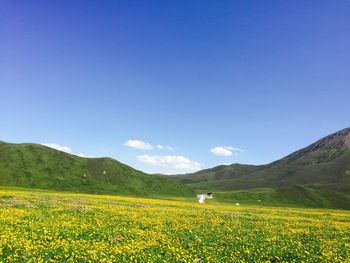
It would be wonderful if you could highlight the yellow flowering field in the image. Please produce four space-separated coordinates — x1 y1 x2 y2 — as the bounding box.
0 187 349 262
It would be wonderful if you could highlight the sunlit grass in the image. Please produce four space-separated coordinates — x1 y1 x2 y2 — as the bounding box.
0 187 349 262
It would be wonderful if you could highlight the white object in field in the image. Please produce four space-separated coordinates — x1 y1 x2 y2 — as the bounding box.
236 202 240 206
257 199 261 202
197 192 213 203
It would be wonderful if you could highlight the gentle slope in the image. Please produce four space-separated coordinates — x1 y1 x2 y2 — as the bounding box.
0 141 193 196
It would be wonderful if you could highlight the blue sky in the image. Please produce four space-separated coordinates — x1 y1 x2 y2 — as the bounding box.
1 0 349 174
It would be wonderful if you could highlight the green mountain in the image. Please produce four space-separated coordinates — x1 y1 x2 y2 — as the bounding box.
173 128 350 208
0 141 193 196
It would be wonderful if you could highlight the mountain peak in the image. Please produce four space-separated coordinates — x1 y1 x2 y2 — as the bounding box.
276 127 350 164
337 127 350 147
313 127 350 150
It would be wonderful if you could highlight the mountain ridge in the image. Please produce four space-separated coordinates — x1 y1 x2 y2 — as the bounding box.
173 128 350 197
0 141 193 196
1 128 349 208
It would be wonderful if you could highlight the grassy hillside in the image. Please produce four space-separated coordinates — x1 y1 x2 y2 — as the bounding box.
0 141 193 196
173 128 350 208
175 163 262 184
208 186 350 210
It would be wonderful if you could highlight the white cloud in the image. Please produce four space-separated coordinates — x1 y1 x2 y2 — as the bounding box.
156 144 174 151
166 145 174 151
124 139 153 150
137 154 201 172
41 143 92 158
210 146 244 156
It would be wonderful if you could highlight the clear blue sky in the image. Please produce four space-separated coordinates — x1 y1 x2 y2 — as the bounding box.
1 1 349 174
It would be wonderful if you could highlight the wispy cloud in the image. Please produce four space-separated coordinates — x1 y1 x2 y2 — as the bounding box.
137 154 201 172
124 139 153 150
156 145 164 150
124 139 175 152
156 144 174 151
41 143 92 158
210 146 244 156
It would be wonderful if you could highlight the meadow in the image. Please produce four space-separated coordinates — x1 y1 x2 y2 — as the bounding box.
0 187 349 262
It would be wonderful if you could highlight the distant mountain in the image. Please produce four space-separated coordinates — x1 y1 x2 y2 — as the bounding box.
173 128 350 208
0 141 193 196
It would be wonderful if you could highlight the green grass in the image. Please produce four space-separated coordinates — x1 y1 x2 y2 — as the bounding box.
0 141 193 197
202 187 350 209
0 186 349 262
